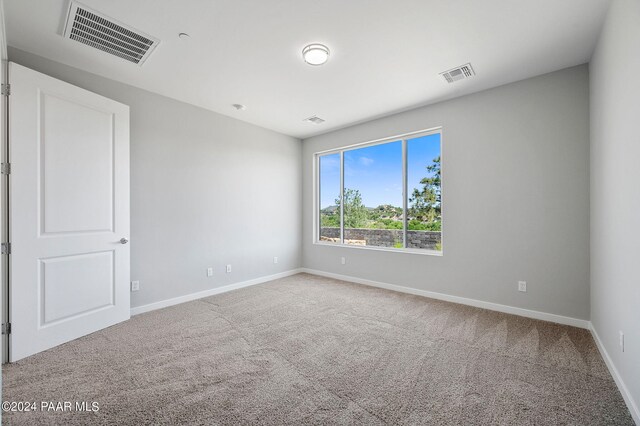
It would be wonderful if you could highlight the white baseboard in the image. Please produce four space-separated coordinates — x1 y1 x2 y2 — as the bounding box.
300 268 590 329
130 269 303 316
589 323 640 425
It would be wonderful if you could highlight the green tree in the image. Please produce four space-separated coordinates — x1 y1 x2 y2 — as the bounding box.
407 219 441 231
320 213 340 228
371 218 403 229
409 156 441 223
336 188 368 228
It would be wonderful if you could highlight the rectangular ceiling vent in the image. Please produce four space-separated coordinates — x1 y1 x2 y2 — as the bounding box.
440 63 475 83
63 2 160 65
304 116 326 125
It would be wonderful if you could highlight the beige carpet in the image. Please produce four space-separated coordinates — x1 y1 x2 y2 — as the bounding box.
2 273 633 425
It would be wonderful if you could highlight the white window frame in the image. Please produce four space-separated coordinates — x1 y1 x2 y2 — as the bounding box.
313 127 443 256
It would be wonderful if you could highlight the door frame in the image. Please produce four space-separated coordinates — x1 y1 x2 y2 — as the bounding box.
1 0 9 365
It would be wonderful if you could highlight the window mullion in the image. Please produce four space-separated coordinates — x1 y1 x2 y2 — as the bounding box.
316 155 321 242
402 139 408 248
340 151 344 245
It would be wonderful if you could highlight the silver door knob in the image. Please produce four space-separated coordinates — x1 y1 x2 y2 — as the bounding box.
120 238 129 244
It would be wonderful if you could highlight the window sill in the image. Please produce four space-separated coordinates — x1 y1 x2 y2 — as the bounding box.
312 241 443 256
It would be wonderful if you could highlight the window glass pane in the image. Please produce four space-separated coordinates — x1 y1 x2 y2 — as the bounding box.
343 141 403 248
407 133 442 251
318 153 340 243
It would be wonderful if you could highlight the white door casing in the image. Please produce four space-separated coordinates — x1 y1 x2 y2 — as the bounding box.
9 62 130 361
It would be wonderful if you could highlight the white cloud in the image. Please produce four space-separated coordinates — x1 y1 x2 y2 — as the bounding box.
320 155 340 173
359 157 374 166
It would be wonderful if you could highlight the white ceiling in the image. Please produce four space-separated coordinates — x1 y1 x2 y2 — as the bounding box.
5 0 611 139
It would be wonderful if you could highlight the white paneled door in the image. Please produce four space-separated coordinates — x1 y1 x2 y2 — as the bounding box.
8 62 130 361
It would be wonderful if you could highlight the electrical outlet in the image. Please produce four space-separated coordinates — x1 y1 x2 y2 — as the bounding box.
619 331 625 352
341 257 346 265
273 257 278 264
226 264 232 273
518 281 527 292
131 281 140 292
207 267 213 277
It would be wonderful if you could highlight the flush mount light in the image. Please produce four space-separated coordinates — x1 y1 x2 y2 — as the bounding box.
302 43 330 66
232 104 246 111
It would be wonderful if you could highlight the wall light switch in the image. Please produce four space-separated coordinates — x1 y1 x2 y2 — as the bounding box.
207 267 213 277
226 264 232 273
341 257 346 265
131 281 140 292
518 281 527 292
273 257 278 264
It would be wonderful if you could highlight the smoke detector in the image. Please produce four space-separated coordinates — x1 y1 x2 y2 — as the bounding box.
63 1 160 65
304 116 326 125
440 63 475 83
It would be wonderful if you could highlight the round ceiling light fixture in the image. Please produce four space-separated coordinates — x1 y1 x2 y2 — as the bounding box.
302 43 330 66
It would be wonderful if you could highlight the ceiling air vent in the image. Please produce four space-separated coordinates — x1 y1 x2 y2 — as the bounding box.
440 63 475 83
304 116 326 125
63 2 159 65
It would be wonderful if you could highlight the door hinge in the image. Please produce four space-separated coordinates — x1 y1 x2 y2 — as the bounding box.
1 83 9 96
1 163 10 175
1 323 10 335
1 242 10 255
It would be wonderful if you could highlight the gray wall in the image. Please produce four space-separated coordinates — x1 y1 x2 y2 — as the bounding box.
303 66 591 320
590 0 640 417
8 47 302 309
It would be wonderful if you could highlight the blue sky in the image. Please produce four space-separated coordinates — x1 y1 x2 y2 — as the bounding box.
319 133 441 209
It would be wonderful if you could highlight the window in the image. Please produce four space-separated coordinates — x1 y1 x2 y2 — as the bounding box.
316 129 442 253
319 153 340 242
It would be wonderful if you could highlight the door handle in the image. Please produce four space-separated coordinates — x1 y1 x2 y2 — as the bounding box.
120 238 129 244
